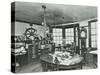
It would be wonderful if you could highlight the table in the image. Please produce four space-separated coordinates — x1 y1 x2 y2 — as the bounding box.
89 50 97 68
40 53 83 71
89 50 97 55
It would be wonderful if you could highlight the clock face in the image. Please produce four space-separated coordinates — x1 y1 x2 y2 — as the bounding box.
81 31 85 38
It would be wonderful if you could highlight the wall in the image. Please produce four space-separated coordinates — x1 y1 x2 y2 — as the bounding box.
14 21 48 38
77 18 97 48
12 18 97 48
11 22 15 35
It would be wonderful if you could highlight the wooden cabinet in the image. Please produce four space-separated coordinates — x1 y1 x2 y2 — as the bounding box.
11 35 28 67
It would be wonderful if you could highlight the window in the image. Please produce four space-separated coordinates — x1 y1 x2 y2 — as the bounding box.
53 28 62 45
89 20 97 49
65 28 74 44
90 21 97 48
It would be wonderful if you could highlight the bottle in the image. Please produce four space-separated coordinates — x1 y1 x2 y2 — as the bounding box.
54 57 59 64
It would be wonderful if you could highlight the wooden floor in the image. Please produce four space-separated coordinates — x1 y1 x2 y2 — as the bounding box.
15 53 97 73
15 59 96 73
16 60 43 73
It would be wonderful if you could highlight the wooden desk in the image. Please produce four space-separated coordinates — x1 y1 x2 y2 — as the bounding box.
11 51 28 67
40 54 83 71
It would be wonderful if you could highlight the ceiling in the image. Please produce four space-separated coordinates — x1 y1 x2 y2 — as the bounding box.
11 2 97 26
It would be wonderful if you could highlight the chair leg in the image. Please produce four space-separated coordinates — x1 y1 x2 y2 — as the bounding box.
53 64 59 71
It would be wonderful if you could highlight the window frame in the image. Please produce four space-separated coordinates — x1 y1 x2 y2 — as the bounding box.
52 28 63 45
52 24 80 47
88 19 97 50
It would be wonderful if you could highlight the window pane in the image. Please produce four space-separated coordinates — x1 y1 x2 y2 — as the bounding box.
53 32 56 36
56 37 59 41
53 37 56 40
91 22 96 29
91 29 96 34
56 41 59 45
91 42 97 47
59 41 62 44
91 36 96 41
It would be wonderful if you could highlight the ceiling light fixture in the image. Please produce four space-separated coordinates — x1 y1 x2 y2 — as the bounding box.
41 5 47 27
